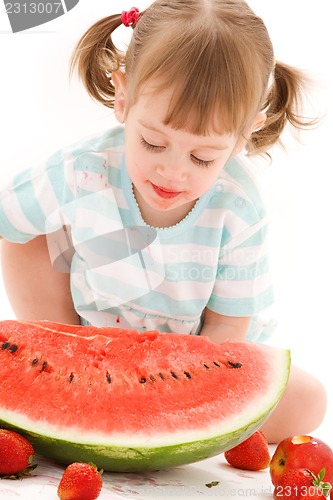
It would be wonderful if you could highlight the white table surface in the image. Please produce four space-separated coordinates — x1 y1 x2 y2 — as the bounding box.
0 448 277 500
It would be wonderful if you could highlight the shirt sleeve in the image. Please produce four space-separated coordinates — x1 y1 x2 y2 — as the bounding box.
207 215 274 317
206 156 274 318
0 148 77 243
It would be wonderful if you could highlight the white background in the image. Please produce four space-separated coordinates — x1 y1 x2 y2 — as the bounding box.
0 1 332 441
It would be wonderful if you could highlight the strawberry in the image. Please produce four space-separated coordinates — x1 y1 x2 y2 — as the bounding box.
224 431 270 471
0 429 36 478
273 468 332 500
57 462 103 500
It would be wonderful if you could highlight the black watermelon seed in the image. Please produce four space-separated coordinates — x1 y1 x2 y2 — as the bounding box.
32 358 39 366
140 377 146 384
159 373 165 380
227 361 242 369
41 361 48 372
170 371 178 379
106 372 111 384
213 361 220 367
9 344 18 353
69 373 74 383
184 371 192 379
203 364 210 369
1 342 10 350
149 374 155 382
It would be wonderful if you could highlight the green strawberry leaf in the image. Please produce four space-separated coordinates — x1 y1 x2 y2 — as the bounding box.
0 463 38 480
205 481 220 488
87 462 103 476
308 468 332 497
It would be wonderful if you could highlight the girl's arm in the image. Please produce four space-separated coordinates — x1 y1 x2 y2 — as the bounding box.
1 236 80 324
200 308 251 343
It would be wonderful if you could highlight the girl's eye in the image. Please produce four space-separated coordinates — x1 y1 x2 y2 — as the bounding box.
141 137 214 167
140 137 165 152
191 155 214 168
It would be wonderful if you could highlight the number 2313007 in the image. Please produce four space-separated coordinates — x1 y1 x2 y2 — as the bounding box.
5 3 62 14
275 485 325 497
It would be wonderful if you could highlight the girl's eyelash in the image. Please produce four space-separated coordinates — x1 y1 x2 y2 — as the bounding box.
140 137 214 167
140 137 164 152
191 155 213 168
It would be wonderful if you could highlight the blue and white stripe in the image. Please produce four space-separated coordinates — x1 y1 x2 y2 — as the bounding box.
0 127 274 339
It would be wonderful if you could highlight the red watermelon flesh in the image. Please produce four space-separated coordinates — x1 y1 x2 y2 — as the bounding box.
0 320 290 471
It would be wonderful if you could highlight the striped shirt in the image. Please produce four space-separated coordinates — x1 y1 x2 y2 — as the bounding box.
0 127 274 339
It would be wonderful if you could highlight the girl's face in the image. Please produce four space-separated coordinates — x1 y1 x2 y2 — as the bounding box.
116 77 246 227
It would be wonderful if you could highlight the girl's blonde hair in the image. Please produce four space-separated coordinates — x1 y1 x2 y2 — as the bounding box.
71 0 313 154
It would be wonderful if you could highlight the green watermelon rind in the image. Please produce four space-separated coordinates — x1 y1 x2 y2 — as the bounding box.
0 351 289 472
0 413 267 471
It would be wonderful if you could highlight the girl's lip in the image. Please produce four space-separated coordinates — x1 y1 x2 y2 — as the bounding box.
151 183 183 199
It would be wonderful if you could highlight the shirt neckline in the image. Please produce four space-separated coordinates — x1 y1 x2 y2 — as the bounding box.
121 156 215 239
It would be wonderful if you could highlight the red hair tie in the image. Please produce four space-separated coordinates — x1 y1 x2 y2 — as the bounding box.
121 7 140 27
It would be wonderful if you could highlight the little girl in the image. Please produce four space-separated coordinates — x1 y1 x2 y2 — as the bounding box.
0 0 327 442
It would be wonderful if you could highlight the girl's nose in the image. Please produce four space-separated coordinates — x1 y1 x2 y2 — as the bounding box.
156 160 188 182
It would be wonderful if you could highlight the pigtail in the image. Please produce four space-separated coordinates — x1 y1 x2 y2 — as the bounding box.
248 61 318 154
70 15 125 109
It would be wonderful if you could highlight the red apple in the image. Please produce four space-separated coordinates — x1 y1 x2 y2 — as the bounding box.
270 435 333 486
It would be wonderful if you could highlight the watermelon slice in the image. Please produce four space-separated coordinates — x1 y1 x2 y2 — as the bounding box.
0 320 290 471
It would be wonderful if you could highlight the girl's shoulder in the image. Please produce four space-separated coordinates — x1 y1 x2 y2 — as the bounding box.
67 126 125 158
214 154 267 221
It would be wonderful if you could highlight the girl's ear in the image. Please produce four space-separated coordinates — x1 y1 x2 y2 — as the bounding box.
231 112 267 156
251 112 267 133
112 70 127 123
